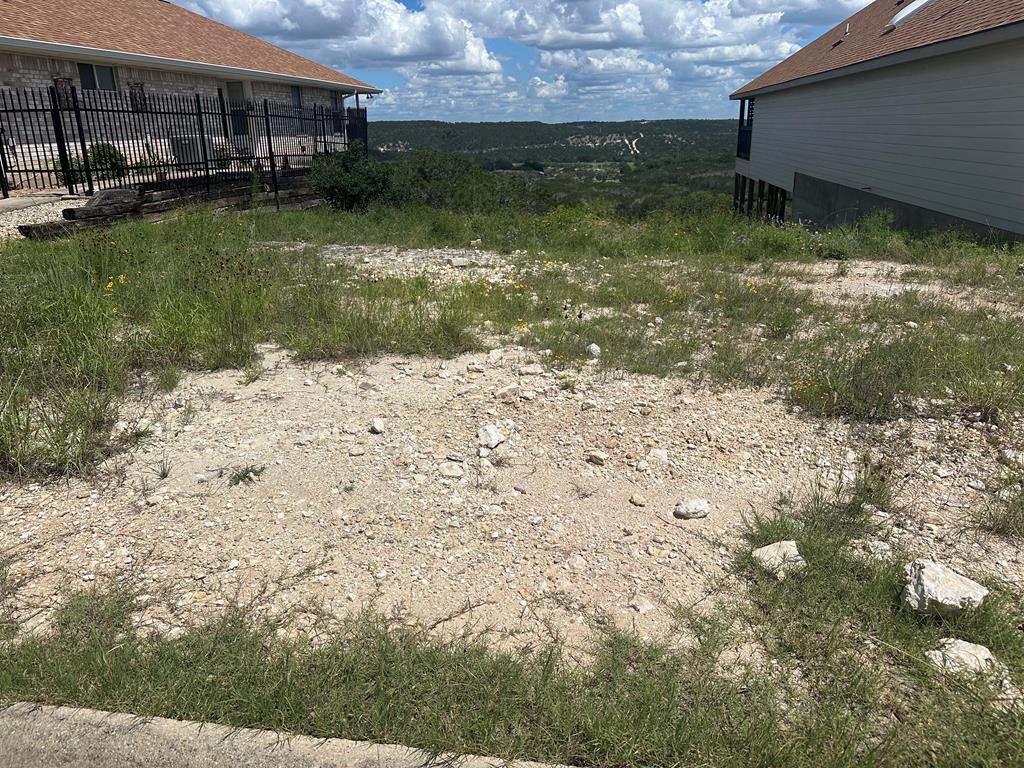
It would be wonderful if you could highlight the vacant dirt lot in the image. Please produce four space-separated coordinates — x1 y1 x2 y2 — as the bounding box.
2 246 1022 647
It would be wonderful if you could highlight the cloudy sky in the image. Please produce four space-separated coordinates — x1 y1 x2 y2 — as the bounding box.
186 0 871 121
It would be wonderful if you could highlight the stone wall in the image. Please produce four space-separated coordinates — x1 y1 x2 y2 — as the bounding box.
0 50 349 108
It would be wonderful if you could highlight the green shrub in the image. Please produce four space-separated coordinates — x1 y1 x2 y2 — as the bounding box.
52 154 85 187
390 150 549 213
88 142 128 180
51 143 129 186
311 143 393 210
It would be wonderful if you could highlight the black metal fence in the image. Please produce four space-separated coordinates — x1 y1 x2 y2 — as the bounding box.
0 86 368 198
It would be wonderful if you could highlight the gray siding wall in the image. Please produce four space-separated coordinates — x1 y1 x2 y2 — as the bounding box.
738 38 1024 234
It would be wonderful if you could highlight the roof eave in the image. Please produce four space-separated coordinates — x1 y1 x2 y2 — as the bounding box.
0 35 382 94
730 19 1024 100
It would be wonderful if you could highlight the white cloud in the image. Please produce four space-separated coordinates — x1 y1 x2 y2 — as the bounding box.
528 74 568 99
187 0 874 120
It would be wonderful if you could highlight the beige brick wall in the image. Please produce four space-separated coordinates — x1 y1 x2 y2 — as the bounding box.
0 51 77 89
0 49 350 109
250 81 340 109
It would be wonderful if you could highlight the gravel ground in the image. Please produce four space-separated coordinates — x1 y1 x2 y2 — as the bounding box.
3 347 1020 647
1 244 1022 647
0 198 87 239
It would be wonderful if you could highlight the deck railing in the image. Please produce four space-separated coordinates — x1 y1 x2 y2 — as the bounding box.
0 85 368 199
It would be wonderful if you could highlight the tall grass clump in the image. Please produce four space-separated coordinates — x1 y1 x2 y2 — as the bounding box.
974 472 1024 539
0 210 479 478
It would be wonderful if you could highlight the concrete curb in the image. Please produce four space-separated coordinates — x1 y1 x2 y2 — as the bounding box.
0 702 565 768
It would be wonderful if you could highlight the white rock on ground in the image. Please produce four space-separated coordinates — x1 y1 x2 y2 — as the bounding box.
851 538 892 561
478 423 506 449
902 559 988 617
629 594 655 615
673 498 710 520
751 540 806 579
585 449 609 466
369 418 386 435
926 638 1002 676
586 343 601 360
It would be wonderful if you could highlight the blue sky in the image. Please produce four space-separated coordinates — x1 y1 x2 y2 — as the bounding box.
186 0 871 122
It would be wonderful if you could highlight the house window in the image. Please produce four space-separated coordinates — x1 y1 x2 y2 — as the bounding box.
291 86 302 109
78 62 117 91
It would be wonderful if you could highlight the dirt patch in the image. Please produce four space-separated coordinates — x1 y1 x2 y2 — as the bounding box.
778 260 1023 317
3 342 1021 646
3 246 1022 647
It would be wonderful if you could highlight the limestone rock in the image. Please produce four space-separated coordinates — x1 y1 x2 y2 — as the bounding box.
629 594 655 615
478 423 507 449
850 538 892 561
673 498 710 520
586 343 601 360
369 418 386 435
902 559 988 617
439 461 464 478
926 639 1001 676
751 540 806 579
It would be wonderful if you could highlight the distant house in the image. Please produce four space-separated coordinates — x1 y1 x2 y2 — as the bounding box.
730 0 1024 237
0 0 379 109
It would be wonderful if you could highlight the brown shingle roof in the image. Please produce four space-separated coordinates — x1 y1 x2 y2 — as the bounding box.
733 0 1024 97
0 0 378 92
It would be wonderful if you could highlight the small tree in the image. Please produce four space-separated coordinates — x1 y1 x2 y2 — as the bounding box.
311 143 393 210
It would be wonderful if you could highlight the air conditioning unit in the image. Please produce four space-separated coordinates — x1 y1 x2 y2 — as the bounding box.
168 134 213 169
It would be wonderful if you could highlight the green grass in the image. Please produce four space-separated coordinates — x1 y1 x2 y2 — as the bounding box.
739 471 1024 766
1 204 1021 479
2 471 1024 766
974 471 1024 539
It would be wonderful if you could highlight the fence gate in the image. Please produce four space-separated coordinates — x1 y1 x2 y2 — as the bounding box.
0 85 369 199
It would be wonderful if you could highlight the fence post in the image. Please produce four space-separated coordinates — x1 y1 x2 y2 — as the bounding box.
194 93 211 193
47 86 76 195
311 104 319 157
69 87 94 196
262 99 279 211
0 128 10 199
217 89 230 138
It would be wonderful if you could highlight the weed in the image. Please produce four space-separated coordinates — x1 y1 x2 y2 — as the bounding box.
239 364 266 385
974 472 1024 539
150 457 172 481
156 364 181 392
228 464 266 486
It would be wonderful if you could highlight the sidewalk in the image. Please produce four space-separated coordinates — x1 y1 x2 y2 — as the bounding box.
0 703 561 768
